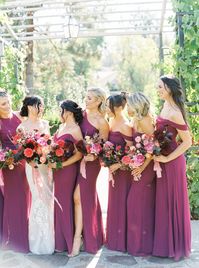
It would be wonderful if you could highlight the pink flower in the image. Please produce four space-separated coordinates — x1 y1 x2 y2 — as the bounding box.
91 143 102 155
135 136 141 143
40 156 46 164
144 142 154 154
121 155 132 165
136 143 141 149
104 141 114 148
0 152 6 161
24 148 34 158
133 153 145 167
141 134 147 140
37 138 47 147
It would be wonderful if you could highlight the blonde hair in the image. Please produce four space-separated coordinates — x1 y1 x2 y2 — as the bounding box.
88 87 107 115
127 92 150 120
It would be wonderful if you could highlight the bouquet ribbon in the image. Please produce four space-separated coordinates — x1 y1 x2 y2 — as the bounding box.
80 158 86 179
108 169 115 187
154 161 162 178
0 169 4 195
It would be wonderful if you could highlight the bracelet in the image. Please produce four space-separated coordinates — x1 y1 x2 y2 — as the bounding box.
56 162 63 169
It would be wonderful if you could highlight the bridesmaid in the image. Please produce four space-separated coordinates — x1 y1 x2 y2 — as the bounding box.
126 92 156 256
105 93 133 252
49 100 83 254
153 76 192 260
70 88 109 256
0 90 30 253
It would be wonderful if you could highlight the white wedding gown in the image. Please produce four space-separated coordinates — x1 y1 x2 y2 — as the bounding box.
22 121 55 254
26 163 55 254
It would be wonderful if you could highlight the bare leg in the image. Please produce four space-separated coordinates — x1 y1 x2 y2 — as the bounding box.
68 185 83 257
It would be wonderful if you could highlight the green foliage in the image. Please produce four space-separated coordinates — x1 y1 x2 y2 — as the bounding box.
172 0 199 218
0 45 26 109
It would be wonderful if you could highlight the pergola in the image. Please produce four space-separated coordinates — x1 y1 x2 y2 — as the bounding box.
0 0 174 41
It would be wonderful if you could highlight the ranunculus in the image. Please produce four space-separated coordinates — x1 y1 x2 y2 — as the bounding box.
57 140 65 148
55 148 64 157
8 164 14 170
135 136 141 143
144 142 154 154
24 148 34 158
136 143 141 149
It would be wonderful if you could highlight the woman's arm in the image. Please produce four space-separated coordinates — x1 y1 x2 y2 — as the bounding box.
98 117 109 141
154 114 192 163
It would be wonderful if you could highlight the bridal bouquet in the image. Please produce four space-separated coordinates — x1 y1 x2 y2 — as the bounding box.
46 139 75 169
12 129 52 167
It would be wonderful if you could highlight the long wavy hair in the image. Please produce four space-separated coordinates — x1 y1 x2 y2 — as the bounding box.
160 76 187 123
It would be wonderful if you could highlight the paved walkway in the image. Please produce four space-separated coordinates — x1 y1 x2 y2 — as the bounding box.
0 168 198 268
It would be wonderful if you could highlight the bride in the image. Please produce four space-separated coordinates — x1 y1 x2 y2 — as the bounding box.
18 96 54 254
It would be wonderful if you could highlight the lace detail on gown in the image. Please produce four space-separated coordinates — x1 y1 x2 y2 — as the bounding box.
26 164 54 254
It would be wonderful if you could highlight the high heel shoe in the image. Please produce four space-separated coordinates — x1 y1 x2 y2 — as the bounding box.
68 236 83 258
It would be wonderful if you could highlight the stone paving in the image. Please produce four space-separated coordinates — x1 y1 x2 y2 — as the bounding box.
0 221 198 268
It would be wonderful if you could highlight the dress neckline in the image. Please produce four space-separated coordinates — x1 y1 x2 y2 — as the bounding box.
157 116 188 130
84 112 99 132
55 132 75 141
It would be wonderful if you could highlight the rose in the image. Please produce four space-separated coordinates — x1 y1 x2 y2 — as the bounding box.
8 164 14 170
24 148 34 158
116 145 122 151
40 156 47 164
121 155 132 165
55 148 64 157
57 140 65 148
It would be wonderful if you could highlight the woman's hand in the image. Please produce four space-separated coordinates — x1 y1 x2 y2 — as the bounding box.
48 162 56 169
109 163 121 173
131 166 144 177
84 154 96 162
154 155 169 163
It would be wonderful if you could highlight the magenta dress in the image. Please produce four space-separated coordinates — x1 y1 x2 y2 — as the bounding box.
127 132 156 256
54 133 78 254
0 113 30 253
106 131 133 252
153 117 191 260
77 113 104 254
0 187 3 244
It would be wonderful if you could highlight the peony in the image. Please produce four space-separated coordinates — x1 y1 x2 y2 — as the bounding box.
133 153 145 167
55 148 64 157
57 140 65 148
24 148 34 158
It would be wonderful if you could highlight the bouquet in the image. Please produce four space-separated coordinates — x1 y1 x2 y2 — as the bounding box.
47 139 75 169
76 133 103 156
100 141 125 168
0 148 18 170
76 133 103 178
12 129 52 167
152 125 173 156
121 134 154 180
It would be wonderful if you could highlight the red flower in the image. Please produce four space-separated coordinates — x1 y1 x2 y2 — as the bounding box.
24 148 34 158
116 145 122 151
57 140 65 148
55 148 64 157
85 145 91 154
